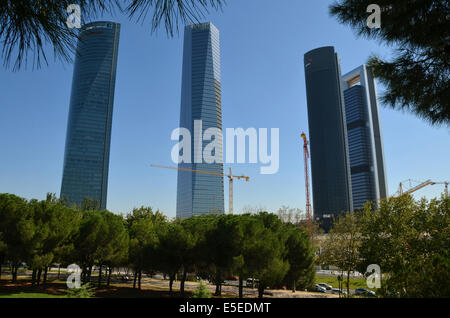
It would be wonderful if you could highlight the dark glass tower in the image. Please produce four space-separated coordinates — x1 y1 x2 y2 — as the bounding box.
303 46 353 228
176 22 224 218
342 65 388 210
61 21 120 210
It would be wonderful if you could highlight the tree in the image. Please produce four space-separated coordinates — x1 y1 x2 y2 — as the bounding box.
358 195 450 297
251 213 290 298
319 211 361 296
126 206 165 289
95 211 129 287
204 214 243 296
330 1 450 126
0 0 224 70
73 209 109 283
156 222 192 294
282 223 315 292
0 193 35 282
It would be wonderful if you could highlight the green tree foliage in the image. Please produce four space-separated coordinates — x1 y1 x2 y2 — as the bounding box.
192 281 212 298
126 206 165 289
251 213 290 298
0 193 36 282
330 1 450 126
65 283 96 298
358 195 450 297
205 214 243 296
156 222 193 293
0 193 319 298
319 211 361 296
283 223 315 292
0 0 224 70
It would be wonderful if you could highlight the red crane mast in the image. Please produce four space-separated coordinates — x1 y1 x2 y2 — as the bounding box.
301 132 313 238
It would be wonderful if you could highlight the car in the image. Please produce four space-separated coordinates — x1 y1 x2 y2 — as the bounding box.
355 288 376 297
314 284 327 293
246 278 259 288
317 283 333 290
331 288 348 295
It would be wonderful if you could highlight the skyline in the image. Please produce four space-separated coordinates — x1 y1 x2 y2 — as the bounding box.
0 0 449 218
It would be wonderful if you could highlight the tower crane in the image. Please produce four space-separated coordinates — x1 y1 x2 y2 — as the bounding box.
301 132 313 238
396 179 449 198
151 164 249 214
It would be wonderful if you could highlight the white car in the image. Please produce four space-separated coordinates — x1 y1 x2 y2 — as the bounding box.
317 283 332 290
314 284 327 293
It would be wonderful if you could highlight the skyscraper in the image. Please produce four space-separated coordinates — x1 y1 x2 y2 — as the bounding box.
176 22 225 218
303 46 353 228
61 21 120 210
342 65 388 210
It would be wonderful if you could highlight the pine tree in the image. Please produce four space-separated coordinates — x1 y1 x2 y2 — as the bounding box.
330 0 450 126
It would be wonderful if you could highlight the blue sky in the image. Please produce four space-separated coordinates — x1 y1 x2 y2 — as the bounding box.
1 0 449 218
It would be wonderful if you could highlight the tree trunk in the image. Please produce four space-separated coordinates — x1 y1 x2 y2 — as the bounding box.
347 271 350 296
58 265 61 280
37 268 42 286
98 265 102 287
238 277 244 298
31 269 37 286
43 267 48 284
138 270 142 290
107 267 112 286
258 284 264 298
12 265 18 282
214 270 222 296
133 269 137 289
88 265 93 283
169 276 174 293
180 267 187 296
292 279 296 293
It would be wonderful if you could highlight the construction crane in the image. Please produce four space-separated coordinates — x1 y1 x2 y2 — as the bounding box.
151 164 249 214
396 179 449 198
301 132 313 238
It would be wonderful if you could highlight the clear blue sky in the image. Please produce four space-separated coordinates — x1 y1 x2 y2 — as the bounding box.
1 0 449 218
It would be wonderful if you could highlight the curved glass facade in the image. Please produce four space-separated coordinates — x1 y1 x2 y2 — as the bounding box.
176 22 225 218
303 46 353 227
60 21 120 210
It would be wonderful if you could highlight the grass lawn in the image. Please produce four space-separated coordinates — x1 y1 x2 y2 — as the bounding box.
315 275 377 291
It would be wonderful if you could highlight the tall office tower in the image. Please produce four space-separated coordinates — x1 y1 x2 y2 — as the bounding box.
176 22 225 218
61 21 120 210
342 65 388 210
303 46 353 229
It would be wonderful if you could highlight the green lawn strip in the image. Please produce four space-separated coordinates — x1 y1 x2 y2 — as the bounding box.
315 275 376 291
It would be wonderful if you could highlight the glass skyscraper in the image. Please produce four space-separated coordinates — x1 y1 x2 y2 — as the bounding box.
303 46 353 229
342 65 388 210
60 21 120 210
176 22 225 218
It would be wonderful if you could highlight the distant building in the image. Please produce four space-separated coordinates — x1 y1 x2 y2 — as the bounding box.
176 22 225 218
60 21 120 210
303 46 353 230
342 65 388 210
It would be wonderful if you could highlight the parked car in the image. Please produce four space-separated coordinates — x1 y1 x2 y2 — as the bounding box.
355 288 376 297
246 278 259 288
317 283 332 290
314 284 327 293
331 288 348 295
